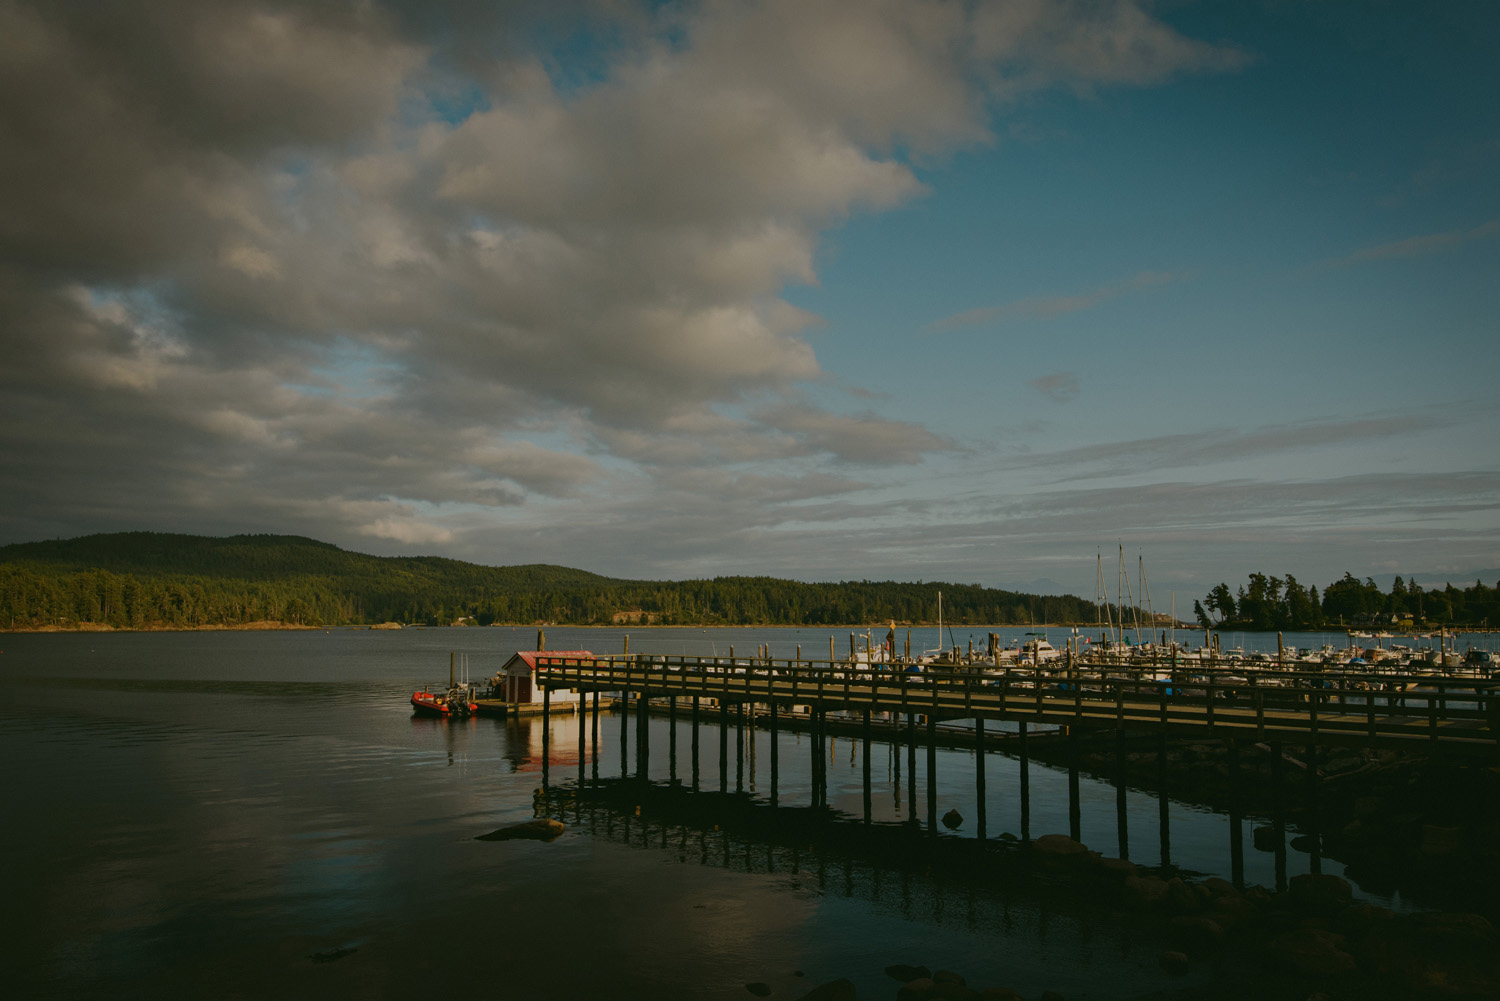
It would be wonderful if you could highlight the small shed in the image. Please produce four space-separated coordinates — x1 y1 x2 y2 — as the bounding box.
491 649 592 706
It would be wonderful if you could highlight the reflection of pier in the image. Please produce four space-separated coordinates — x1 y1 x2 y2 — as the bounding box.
532 653 1499 886
530 697 1306 892
535 777 1165 933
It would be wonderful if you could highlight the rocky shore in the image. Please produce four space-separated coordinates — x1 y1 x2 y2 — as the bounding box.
1022 734 1500 915
769 833 1499 1000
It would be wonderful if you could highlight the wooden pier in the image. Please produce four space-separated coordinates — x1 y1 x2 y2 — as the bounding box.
527 651 1498 874
535 652 1499 751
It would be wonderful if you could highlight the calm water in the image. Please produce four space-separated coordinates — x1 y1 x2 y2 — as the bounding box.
0 627 1458 1000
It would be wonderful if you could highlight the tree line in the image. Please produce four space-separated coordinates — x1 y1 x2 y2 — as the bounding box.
1194 572 1499 631
1 532 1113 630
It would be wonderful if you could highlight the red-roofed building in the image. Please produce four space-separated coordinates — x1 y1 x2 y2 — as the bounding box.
490 649 593 706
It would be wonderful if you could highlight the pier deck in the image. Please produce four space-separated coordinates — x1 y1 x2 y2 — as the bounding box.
536 653 1499 751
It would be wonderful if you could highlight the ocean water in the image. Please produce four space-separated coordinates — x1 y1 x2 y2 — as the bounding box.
0 626 1457 1000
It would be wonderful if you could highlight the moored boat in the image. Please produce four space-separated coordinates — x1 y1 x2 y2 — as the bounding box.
411 687 477 717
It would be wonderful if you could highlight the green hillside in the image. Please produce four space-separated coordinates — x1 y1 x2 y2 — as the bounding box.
0 531 1105 630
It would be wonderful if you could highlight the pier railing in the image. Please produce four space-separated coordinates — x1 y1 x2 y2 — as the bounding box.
533 653 1500 750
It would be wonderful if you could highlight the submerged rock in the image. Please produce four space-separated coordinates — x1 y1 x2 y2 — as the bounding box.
978 989 1025 1001
886 965 932 982
897 978 936 1001
1263 928 1356 976
1031 833 1089 863
475 818 565 842
1288 873 1352 916
796 978 855 1001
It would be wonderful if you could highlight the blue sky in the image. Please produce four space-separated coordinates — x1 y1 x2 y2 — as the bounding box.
0 0 1495 602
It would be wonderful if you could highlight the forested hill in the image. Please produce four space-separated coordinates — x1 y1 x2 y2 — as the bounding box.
0 532 620 589
0 532 1103 630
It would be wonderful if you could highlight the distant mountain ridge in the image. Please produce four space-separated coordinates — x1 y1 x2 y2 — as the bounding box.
0 531 1105 630
0 531 626 590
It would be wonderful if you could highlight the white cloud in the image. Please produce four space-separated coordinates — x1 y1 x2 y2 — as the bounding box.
0 0 1262 577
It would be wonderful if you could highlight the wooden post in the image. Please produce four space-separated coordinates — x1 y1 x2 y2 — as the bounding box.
862 709 872 824
591 690 600 782
810 706 821 808
691 696 701 792
1115 725 1128 860
537 629 545 651
1157 728 1170 867
1068 727 1081 842
719 699 729 794
769 686 780 807
906 713 917 823
636 682 649 780
735 702 745 793
542 684 551 789
1018 721 1031 841
1227 738 1243 888
668 695 677 782
1269 739 1286 891
975 717 986 840
620 686 629 780
926 714 938 834
1306 738 1321 874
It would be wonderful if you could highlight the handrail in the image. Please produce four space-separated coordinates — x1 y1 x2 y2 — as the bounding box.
526 652 1498 747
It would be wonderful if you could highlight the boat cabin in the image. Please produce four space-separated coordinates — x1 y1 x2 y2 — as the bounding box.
488 650 591 706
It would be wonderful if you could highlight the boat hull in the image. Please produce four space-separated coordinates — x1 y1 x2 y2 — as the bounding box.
410 691 477 717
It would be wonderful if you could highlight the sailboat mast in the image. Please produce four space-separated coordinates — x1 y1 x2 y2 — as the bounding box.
1140 554 1155 643
1116 544 1125 645
1098 552 1110 639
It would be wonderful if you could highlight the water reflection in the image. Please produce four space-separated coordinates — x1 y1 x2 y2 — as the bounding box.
3 629 1463 1000
539 775 1150 949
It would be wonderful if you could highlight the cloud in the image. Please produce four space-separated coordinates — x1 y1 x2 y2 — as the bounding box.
1002 409 1465 482
927 271 1174 333
0 0 1250 565
1344 217 1500 263
1028 372 1079 404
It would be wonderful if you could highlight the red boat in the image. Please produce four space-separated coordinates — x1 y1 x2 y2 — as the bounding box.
410 687 477 718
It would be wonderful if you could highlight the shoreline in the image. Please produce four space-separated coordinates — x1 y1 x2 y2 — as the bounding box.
5 621 1498 636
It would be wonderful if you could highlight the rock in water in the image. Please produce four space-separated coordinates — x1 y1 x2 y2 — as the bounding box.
941 809 963 829
797 978 855 1001
886 965 932 982
475 818 565 842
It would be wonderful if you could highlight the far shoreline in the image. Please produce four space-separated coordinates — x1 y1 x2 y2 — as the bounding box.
4 621 1495 636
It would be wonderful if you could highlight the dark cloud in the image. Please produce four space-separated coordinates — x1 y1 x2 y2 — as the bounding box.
0 0 1257 562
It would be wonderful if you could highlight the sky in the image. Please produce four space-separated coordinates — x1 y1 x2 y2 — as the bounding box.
1 0 1497 601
